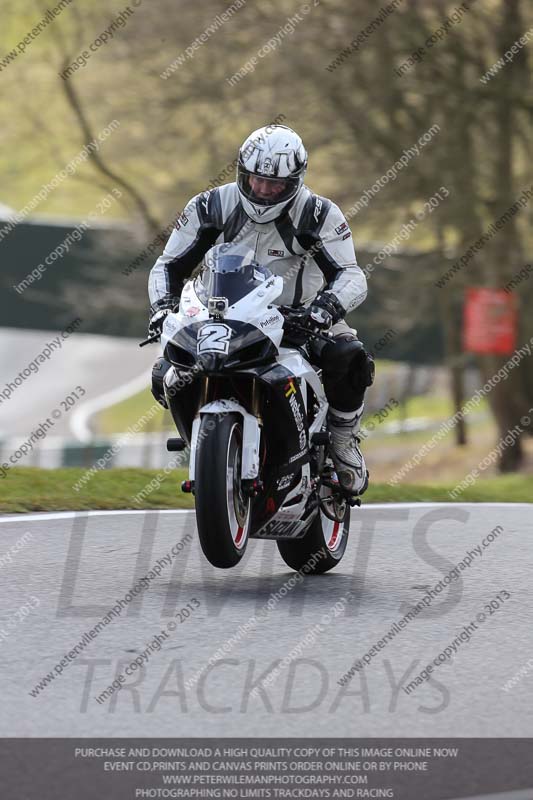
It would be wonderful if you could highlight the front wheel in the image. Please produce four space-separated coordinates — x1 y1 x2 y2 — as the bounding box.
276 488 350 574
194 413 251 568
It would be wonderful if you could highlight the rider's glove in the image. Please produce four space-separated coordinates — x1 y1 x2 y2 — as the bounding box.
148 301 175 337
306 291 345 331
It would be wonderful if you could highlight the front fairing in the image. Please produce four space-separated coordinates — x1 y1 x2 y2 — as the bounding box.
161 270 285 370
164 319 278 373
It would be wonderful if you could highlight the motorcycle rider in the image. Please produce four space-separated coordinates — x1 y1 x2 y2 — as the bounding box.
148 124 374 495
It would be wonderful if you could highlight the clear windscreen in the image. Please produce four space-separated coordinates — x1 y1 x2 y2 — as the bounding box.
195 243 273 306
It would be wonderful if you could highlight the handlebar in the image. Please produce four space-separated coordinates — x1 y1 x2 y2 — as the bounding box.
139 307 334 348
279 306 334 343
282 319 333 344
139 333 161 348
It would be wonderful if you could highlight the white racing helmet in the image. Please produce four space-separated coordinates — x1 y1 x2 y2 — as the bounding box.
237 124 308 224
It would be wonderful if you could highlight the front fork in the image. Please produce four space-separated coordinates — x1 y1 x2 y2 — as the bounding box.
188 379 262 485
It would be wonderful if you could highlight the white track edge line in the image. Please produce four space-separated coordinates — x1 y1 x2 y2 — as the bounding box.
0 502 531 524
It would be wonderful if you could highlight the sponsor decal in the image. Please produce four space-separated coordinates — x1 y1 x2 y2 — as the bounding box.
253 269 266 282
289 448 308 463
335 221 349 235
288 392 307 450
260 314 279 329
268 248 285 257
255 517 306 538
284 378 307 452
276 473 294 491
313 197 323 222
186 306 200 317
342 232 351 240
174 211 189 230
284 378 297 397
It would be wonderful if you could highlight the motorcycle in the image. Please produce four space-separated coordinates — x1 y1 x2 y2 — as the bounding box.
141 242 360 571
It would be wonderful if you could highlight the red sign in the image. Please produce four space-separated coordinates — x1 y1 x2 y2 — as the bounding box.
463 288 517 355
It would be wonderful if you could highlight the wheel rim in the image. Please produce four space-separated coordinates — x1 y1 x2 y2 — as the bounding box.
226 423 250 549
319 485 346 553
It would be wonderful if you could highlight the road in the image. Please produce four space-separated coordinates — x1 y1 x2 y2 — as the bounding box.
0 503 532 737
0 327 155 439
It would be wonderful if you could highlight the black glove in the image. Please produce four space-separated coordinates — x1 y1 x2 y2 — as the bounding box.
148 301 175 337
305 291 345 331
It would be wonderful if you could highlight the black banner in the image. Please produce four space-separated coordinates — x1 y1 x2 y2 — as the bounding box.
1 738 532 799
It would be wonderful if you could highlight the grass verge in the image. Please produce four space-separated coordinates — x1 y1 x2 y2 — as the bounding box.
0 468 531 514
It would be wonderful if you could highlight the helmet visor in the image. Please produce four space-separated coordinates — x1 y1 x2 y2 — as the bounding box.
237 164 302 207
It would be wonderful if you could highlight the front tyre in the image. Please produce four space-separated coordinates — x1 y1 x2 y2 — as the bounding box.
276 493 350 574
195 413 251 568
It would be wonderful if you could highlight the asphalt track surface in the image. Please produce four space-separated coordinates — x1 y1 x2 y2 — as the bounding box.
0 328 154 438
1 503 532 737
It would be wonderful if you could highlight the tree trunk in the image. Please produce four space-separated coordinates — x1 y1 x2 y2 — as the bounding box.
480 0 528 470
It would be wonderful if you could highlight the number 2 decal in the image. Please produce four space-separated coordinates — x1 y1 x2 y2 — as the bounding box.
197 323 232 354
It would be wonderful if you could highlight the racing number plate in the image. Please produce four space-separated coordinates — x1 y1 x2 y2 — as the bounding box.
197 323 232 355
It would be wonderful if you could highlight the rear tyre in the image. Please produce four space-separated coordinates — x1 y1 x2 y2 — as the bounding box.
195 413 251 568
276 489 350 574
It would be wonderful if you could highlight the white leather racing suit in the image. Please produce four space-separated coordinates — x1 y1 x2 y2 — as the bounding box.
148 182 367 314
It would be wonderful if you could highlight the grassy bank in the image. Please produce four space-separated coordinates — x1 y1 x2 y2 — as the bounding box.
0 468 531 514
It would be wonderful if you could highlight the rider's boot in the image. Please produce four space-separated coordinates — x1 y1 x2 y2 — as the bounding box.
327 403 369 496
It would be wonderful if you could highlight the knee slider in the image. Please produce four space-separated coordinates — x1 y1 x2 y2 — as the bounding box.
322 335 374 385
357 349 375 387
321 334 361 374
331 338 375 388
